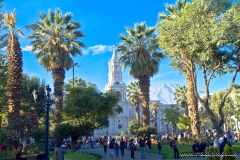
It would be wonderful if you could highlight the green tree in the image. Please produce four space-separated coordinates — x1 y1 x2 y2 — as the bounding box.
163 108 180 133
118 22 164 126
0 54 7 130
174 85 188 116
158 0 200 136
177 116 191 132
4 9 23 148
126 82 141 123
27 8 85 124
159 0 187 21
210 91 234 131
62 78 121 152
158 0 240 136
20 74 46 118
128 119 141 135
150 102 160 128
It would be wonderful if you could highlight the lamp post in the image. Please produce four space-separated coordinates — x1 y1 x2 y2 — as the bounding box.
73 63 80 86
33 85 62 160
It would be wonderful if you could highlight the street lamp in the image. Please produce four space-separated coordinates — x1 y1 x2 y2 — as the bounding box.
72 63 80 86
117 120 123 129
33 85 62 160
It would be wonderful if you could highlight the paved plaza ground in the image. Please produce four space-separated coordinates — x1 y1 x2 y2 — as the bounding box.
83 144 240 160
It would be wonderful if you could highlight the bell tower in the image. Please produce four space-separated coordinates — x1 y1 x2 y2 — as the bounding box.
105 45 126 101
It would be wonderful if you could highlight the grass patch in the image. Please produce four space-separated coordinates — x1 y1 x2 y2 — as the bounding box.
49 152 101 160
147 142 240 159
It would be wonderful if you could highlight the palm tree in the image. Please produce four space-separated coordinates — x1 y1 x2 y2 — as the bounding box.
174 85 189 116
150 102 160 128
3 9 23 147
118 22 164 126
158 0 200 136
126 82 141 124
159 0 187 21
27 9 85 124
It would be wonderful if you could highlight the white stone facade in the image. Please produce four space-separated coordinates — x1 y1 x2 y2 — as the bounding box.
94 46 181 137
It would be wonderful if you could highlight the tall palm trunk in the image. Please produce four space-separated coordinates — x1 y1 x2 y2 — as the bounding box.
183 101 189 116
52 67 65 124
6 35 22 148
186 72 200 136
154 108 157 128
138 75 150 126
134 103 140 124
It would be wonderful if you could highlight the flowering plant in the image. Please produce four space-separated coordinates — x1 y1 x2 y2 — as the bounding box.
8 112 39 149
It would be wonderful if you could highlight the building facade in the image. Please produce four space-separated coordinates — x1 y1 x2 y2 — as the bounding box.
94 46 181 137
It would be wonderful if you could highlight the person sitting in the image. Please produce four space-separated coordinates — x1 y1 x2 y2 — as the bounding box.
208 139 214 147
192 140 201 155
200 139 207 154
37 151 46 160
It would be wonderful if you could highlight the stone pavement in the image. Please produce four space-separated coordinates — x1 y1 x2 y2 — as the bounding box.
82 145 240 160
83 145 162 160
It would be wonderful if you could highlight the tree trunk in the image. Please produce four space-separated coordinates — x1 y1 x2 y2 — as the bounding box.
134 103 140 124
138 76 150 126
52 67 65 124
186 73 200 136
0 116 1 130
80 138 88 153
71 136 78 152
154 109 157 128
6 35 23 148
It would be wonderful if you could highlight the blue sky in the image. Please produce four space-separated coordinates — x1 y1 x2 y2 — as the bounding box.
2 0 239 93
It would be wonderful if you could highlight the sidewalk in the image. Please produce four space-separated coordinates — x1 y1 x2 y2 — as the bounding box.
83 145 162 160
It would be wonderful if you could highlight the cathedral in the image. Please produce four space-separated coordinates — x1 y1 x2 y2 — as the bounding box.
94 46 180 137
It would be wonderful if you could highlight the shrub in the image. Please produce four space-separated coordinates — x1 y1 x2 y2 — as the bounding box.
222 144 236 160
205 146 219 160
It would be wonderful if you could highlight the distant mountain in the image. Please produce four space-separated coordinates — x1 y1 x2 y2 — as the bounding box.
150 83 179 104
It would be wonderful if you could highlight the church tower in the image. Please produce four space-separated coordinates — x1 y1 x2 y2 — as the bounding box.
105 45 127 102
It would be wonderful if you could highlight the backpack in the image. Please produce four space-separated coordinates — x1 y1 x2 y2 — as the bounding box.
170 140 174 147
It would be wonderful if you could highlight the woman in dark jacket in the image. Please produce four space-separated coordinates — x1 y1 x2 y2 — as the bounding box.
146 139 152 155
109 139 115 157
120 138 125 156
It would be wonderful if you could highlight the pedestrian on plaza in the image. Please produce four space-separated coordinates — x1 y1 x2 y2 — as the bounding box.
200 139 207 154
60 144 67 160
120 138 125 156
171 137 180 159
36 151 46 160
139 137 146 159
102 136 108 155
53 143 62 160
15 147 22 160
146 138 152 155
157 141 162 155
109 139 115 157
129 139 135 160
114 142 119 157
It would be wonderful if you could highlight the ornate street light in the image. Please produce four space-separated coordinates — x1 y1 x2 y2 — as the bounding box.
33 85 62 160
117 120 123 129
72 63 80 86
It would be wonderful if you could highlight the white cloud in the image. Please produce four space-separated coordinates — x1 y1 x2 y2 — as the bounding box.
21 44 114 55
22 45 33 52
86 44 113 55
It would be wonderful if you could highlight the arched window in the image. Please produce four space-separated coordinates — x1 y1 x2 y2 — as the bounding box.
116 91 121 100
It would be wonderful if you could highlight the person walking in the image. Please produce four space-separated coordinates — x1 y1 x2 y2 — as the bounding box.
102 136 108 155
146 138 152 155
129 139 135 160
53 143 62 160
139 137 146 159
114 142 119 157
120 138 125 156
109 139 115 157
60 144 67 160
157 141 162 155
171 137 180 159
